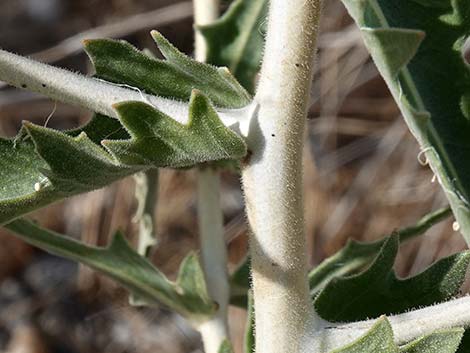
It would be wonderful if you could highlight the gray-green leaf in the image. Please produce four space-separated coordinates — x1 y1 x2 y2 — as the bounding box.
104 91 247 168
5 219 215 319
314 235 470 322
341 0 470 243
330 317 398 353
84 31 251 108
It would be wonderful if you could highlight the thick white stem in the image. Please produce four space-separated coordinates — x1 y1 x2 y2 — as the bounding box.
302 296 470 352
197 169 230 353
193 0 220 62
241 1 323 353
0 48 254 133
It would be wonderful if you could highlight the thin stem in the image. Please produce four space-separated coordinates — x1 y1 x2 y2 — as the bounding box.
241 1 323 353
304 296 470 352
197 168 230 353
193 2 230 353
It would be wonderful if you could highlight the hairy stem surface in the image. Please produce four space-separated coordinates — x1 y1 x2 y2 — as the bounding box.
197 168 230 353
241 1 323 352
304 296 470 352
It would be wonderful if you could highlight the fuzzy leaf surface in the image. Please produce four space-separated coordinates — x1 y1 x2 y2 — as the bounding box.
330 317 398 353
0 35 248 223
314 235 470 322
309 206 452 295
85 31 251 108
330 317 463 353
198 0 268 93
0 115 137 225
5 219 215 319
105 91 247 168
399 329 463 353
341 0 470 242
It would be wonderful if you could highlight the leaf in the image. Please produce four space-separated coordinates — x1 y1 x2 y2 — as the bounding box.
104 90 247 168
84 31 251 108
198 0 268 93
341 0 470 243
5 219 216 319
227 207 452 308
0 33 249 224
314 235 470 322
309 239 383 296
400 328 464 353
330 317 464 353
309 207 452 295
330 317 398 353
0 116 138 225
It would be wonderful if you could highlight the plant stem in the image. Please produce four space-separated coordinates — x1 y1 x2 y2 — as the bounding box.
193 1 229 353
241 1 323 352
304 295 470 352
197 167 230 353
0 48 254 130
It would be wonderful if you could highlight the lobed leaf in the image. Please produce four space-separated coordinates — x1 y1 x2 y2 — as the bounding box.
5 219 216 319
314 235 470 322
341 0 470 243
0 33 248 224
0 115 138 225
105 90 247 168
198 0 268 93
84 31 251 108
309 206 452 295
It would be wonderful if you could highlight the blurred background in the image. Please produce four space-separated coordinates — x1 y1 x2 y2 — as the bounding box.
0 0 466 352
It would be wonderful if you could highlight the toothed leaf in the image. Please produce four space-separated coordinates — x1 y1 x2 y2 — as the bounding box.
314 235 470 322
105 92 247 168
198 0 268 93
0 115 138 225
309 207 452 295
341 0 470 242
84 32 251 108
5 219 216 318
